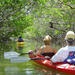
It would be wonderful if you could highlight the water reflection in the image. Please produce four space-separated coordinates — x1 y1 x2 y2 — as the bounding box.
5 66 19 75
31 62 72 75
5 66 19 72
0 56 72 75
0 41 72 75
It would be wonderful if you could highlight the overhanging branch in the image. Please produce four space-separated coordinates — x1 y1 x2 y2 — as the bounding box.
49 22 69 32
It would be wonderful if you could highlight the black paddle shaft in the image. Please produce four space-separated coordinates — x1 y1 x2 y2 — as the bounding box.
31 57 50 60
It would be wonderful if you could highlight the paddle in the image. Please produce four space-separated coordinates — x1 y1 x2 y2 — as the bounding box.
20 52 30 55
4 51 32 59
4 51 20 59
10 56 50 63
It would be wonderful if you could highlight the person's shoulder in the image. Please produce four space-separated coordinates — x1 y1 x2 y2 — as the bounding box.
60 46 69 51
40 45 45 49
72 46 75 48
58 46 67 51
74 46 75 49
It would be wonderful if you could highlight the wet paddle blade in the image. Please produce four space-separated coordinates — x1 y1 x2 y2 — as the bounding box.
4 51 30 59
10 56 31 63
4 51 20 59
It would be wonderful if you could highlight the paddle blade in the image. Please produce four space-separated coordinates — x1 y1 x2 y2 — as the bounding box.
10 56 31 63
10 56 50 63
4 51 20 59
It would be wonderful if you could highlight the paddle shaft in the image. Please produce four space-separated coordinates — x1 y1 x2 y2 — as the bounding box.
20 53 29 55
31 57 50 60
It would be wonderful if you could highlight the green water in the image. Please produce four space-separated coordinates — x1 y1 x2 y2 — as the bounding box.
0 41 72 75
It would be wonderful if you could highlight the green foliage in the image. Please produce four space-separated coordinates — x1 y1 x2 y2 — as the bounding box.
0 0 74 43
0 0 33 41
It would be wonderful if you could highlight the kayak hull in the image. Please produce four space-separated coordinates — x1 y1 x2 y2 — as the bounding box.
29 53 75 74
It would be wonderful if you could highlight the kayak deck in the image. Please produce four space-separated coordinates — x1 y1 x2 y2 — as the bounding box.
29 53 75 74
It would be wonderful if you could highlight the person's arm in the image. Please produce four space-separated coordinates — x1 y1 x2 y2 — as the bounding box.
35 48 42 55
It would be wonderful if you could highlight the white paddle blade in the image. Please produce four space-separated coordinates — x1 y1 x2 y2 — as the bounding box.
4 51 20 59
10 56 31 63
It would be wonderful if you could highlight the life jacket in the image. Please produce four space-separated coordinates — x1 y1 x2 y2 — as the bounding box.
41 52 55 58
41 47 55 58
64 51 75 65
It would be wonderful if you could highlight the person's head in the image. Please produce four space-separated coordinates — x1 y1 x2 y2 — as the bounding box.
43 35 52 45
19 36 22 38
65 31 75 45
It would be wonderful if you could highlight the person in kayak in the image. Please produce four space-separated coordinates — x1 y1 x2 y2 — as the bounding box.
51 31 75 65
17 36 24 42
17 36 24 51
33 35 55 58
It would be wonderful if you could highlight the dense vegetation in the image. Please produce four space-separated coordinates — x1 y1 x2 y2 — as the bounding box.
0 0 75 46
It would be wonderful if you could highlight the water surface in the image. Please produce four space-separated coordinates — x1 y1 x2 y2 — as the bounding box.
0 41 72 75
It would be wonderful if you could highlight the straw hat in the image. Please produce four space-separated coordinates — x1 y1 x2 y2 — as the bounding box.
65 31 75 40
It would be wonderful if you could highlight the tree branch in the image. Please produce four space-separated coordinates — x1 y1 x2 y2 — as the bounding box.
49 22 68 32
66 4 75 9
58 0 75 9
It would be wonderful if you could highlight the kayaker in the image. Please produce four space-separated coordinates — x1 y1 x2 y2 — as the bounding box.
17 36 24 42
33 35 55 57
51 31 75 65
17 36 24 51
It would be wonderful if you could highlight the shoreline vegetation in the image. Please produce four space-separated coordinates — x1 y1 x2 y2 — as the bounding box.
0 0 74 51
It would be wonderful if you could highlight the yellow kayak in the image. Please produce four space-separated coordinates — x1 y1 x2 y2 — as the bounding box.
17 42 24 47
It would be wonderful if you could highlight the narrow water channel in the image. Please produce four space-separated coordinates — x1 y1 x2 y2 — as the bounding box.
0 41 72 75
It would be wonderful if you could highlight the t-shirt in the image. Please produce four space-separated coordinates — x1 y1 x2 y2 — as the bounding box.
51 46 75 63
64 51 75 64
